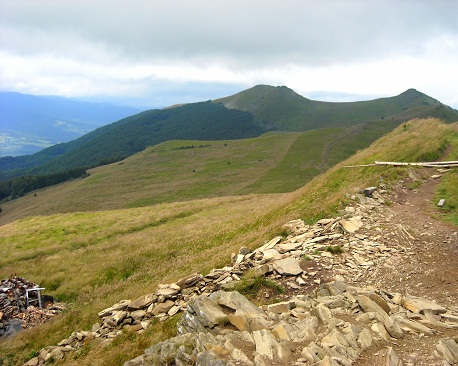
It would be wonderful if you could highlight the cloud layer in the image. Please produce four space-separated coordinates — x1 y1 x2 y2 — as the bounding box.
1 0 457 107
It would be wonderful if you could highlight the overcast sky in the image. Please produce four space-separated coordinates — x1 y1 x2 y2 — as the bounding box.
1 0 457 108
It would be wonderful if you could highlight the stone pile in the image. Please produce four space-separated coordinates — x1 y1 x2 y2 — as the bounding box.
0 276 61 337
22 186 458 365
125 281 458 365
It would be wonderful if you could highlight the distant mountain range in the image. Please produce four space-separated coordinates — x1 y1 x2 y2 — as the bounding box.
0 92 143 156
1 85 457 181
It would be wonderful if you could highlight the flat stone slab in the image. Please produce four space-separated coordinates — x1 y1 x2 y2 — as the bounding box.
262 249 282 261
403 295 447 315
176 273 203 289
156 287 180 298
339 217 363 233
98 299 131 317
272 257 303 276
275 242 303 254
128 294 156 310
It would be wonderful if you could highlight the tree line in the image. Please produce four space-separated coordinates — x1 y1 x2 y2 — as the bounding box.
0 167 89 202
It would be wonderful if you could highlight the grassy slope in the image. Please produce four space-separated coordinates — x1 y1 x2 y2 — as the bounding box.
1 118 457 365
434 123 458 225
0 102 264 179
0 120 396 225
215 85 458 131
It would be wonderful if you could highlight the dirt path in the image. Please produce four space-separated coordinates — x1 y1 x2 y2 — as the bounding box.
318 124 363 172
351 169 458 365
359 171 458 306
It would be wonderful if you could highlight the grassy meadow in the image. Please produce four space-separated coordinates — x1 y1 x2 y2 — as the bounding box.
0 118 457 365
0 121 393 225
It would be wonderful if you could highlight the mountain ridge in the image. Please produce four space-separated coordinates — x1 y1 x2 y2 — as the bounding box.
1 85 457 182
214 85 458 131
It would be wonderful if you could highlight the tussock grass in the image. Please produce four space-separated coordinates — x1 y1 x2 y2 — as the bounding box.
233 274 285 303
1 118 457 365
325 245 344 255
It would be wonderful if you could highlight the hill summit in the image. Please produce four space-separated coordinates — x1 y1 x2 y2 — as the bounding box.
215 85 457 131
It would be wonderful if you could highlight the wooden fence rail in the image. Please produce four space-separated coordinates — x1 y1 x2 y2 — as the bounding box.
343 161 458 168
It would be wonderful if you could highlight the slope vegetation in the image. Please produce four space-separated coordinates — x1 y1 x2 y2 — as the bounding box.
0 102 264 180
0 118 398 225
2 86 457 182
215 85 458 130
0 118 457 365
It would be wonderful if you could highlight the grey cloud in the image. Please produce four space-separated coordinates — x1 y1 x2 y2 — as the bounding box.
1 0 457 108
2 0 457 67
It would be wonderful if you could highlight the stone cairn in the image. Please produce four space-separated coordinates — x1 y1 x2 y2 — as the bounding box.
0 276 62 337
23 187 458 365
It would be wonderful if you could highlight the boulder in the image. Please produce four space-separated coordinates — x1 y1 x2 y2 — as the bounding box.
357 295 389 319
435 338 458 364
130 310 146 321
151 300 175 316
261 249 282 261
374 347 403 366
363 187 377 197
314 303 333 325
253 329 291 361
188 296 228 329
369 293 391 314
210 291 265 318
227 313 250 332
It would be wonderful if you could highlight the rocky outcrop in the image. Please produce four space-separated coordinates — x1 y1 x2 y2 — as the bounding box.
124 281 458 366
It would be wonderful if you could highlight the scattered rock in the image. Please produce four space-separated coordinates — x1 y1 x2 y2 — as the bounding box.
363 187 377 197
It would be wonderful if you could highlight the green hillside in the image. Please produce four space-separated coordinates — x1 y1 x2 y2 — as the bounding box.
0 118 398 225
2 86 457 185
1 118 456 365
0 102 264 180
214 85 458 130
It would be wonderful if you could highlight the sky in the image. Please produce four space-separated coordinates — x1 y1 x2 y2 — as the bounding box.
1 0 458 108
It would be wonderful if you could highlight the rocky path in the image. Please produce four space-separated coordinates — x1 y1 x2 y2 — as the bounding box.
22 169 458 366
350 171 458 365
